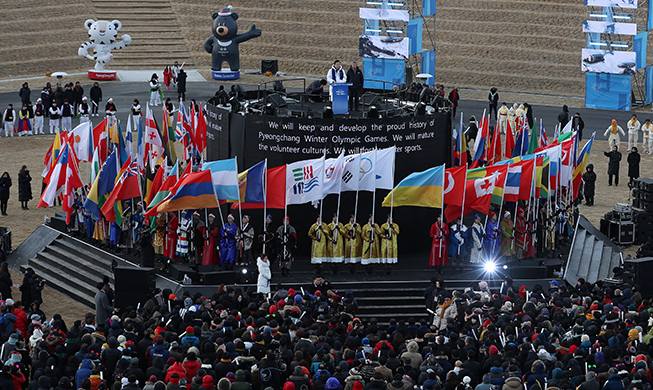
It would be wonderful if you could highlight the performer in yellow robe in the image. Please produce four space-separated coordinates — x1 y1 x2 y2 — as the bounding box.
327 213 345 274
344 214 362 274
380 215 399 275
308 216 329 274
361 214 381 274
500 211 515 257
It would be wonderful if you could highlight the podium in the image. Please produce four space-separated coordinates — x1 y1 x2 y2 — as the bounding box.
330 83 352 115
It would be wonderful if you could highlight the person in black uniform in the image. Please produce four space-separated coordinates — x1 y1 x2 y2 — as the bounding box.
346 61 364 111
306 79 327 103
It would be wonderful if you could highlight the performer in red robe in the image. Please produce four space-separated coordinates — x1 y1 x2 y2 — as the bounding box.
202 213 220 265
165 212 178 259
429 214 449 270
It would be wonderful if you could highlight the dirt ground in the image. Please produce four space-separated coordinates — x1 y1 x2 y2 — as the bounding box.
0 132 646 324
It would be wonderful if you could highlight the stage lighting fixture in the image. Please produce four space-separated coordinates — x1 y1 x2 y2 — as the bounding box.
323 106 334 119
484 261 497 273
273 80 285 93
229 97 242 112
415 102 426 116
217 89 230 106
265 103 276 116
234 265 251 283
502 264 508 270
368 105 380 119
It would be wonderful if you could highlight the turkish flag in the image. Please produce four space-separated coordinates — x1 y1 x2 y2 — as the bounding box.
443 166 466 207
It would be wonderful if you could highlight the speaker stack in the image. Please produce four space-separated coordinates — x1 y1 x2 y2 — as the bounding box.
600 203 635 245
114 266 156 309
623 258 653 297
633 178 653 243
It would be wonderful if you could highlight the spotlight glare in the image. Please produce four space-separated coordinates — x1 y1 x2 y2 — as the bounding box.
484 261 497 273
241 268 248 275
503 264 508 270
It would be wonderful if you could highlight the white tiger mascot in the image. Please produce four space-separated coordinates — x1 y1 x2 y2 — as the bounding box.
78 19 131 70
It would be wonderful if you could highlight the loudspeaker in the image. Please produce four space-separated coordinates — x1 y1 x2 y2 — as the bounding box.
640 191 653 201
639 199 653 211
623 258 653 296
114 267 156 309
197 265 218 273
261 59 279 75
638 178 653 192
265 93 287 108
609 221 635 244
202 270 238 285
169 264 198 282
48 216 67 233
633 198 641 209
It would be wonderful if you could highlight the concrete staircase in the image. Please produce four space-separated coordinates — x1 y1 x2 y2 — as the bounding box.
564 215 622 286
93 0 193 70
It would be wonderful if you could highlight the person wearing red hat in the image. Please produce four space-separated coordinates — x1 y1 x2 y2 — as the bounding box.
429 213 448 273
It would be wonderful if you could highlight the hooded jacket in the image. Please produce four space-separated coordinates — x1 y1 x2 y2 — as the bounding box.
400 341 423 369
75 359 93 389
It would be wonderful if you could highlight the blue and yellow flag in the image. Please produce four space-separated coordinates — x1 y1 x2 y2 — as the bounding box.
382 164 444 208
238 160 266 203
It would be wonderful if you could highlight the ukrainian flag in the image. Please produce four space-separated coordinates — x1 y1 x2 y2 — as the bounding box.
238 160 266 203
382 165 444 208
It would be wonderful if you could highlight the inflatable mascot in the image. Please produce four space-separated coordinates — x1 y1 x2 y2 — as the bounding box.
205 5 261 80
78 19 131 80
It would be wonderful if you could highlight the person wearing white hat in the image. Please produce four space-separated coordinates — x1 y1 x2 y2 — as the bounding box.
220 214 238 269
105 98 117 126
34 98 45 134
79 97 90 123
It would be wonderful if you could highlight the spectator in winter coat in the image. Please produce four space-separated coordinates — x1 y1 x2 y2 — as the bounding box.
603 371 624 390
582 164 596 206
400 342 423 369
183 352 201 381
362 373 385 390
75 359 93 389
628 147 641 185
578 372 600 390
287 366 312 390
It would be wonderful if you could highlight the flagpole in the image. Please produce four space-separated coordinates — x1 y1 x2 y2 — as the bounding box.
262 158 267 254
235 156 243 232
439 163 445 259
371 149 377 261
335 153 344 263
87 120 92 185
458 165 468 255
387 148 396 263
352 154 361 260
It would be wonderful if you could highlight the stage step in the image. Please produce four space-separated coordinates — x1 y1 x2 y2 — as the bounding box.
564 215 621 285
24 230 135 308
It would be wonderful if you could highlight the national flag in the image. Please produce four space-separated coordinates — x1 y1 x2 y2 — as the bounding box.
467 172 499 214
539 119 548 148
146 159 166 205
116 121 130 167
238 160 266 203
560 136 576 186
69 122 92 162
490 124 502 163
145 107 165 170
561 119 573 135
340 153 360 192
572 132 596 197
505 120 515 159
38 144 78 207
453 115 462 166
323 152 345 195
162 107 177 164
146 166 179 212
472 114 488 166
459 114 468 166
232 165 286 210
92 118 107 152
52 129 62 166
136 115 145 174
286 156 325 205
527 121 539 154
202 158 240 202
90 147 101 185
467 164 508 205
125 119 133 159
62 147 83 224
556 130 574 144
553 123 560 141
101 158 141 224
382 164 444 208
84 151 119 219
503 159 535 202
534 143 561 193
195 104 207 153
144 158 156 205
534 156 550 198
179 105 194 160
108 121 120 146
154 170 219 213
443 165 466 207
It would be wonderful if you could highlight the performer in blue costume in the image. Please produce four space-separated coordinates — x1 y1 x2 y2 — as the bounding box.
220 214 238 269
483 211 501 260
